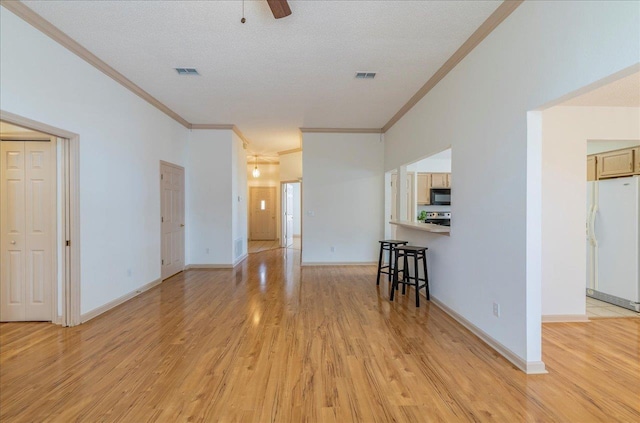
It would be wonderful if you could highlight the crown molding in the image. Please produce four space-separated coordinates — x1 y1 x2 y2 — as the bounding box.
191 124 252 149
382 0 524 133
278 147 302 156
299 128 382 134
246 160 279 165
1 0 191 129
3 0 522 146
232 125 251 149
190 124 235 130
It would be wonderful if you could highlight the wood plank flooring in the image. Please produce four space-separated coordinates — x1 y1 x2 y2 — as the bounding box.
248 240 281 254
1 248 639 422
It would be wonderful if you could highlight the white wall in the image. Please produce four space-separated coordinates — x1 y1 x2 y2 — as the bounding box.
0 8 190 315
279 151 302 181
383 1 639 370
302 133 384 264
187 130 233 265
292 182 301 236
542 106 640 317
407 158 452 173
587 139 640 155
232 133 248 262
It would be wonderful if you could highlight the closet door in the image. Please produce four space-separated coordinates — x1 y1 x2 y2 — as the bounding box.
1 141 53 321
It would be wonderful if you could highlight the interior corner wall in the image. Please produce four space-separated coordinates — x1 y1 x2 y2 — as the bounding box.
0 8 190 316
187 130 233 265
232 133 248 261
383 0 639 367
302 133 384 264
292 183 301 236
587 139 640 155
541 106 640 317
279 151 302 181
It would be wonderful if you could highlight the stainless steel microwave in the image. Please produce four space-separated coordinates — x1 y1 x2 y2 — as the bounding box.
430 188 451 205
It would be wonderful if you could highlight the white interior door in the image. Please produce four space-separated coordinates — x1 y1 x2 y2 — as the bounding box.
250 187 276 240
1 141 54 321
161 162 185 280
284 184 294 247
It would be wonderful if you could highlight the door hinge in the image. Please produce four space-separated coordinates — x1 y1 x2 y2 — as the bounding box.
162 259 164 265
161 216 164 222
66 240 70 246
161 174 164 180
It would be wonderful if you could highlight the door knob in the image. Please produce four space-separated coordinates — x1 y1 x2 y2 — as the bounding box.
180 224 185 227
10 241 16 244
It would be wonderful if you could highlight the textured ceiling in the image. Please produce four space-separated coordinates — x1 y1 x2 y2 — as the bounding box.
22 0 502 155
562 72 640 107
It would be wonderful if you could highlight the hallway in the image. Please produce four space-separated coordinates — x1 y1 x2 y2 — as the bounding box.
1 249 639 422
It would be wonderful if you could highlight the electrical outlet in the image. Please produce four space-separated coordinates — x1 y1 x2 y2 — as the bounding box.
330 246 335 253
205 248 210 254
493 302 501 318
127 268 132 277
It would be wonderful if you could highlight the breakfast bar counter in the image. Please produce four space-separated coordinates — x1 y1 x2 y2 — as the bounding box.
389 220 450 236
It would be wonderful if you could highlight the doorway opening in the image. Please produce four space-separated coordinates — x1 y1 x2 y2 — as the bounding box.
0 112 80 326
281 181 301 250
531 65 640 325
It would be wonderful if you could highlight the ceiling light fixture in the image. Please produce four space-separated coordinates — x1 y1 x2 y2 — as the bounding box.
252 155 261 178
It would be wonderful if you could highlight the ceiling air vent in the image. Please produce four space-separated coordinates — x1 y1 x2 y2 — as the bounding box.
355 72 376 79
175 68 199 75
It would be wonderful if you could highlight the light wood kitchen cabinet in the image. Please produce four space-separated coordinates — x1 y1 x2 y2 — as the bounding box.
417 173 431 205
431 173 449 188
635 148 640 174
586 155 597 181
597 148 635 179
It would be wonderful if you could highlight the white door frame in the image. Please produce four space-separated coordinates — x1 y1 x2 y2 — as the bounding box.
0 110 81 327
280 180 301 248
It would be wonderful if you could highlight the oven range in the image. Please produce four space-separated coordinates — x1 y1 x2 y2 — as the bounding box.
423 212 451 226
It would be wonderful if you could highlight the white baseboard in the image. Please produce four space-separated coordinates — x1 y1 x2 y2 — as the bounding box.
81 278 162 323
233 254 248 267
430 296 548 375
186 264 233 269
185 257 247 270
301 261 377 267
542 314 590 323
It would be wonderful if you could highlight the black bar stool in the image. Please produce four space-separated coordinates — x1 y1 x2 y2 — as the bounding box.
390 245 430 307
376 240 408 286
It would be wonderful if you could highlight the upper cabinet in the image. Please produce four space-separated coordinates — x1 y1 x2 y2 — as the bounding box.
417 172 450 205
431 173 450 188
588 146 640 181
586 155 597 181
417 173 431 205
597 148 635 179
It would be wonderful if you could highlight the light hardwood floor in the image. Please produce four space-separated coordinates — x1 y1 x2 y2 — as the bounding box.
1 248 639 422
248 239 281 254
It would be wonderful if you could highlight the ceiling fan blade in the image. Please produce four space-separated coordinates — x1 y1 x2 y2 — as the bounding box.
266 0 292 19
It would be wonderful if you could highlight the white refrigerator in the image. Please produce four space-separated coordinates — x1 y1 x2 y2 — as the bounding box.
586 175 640 312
